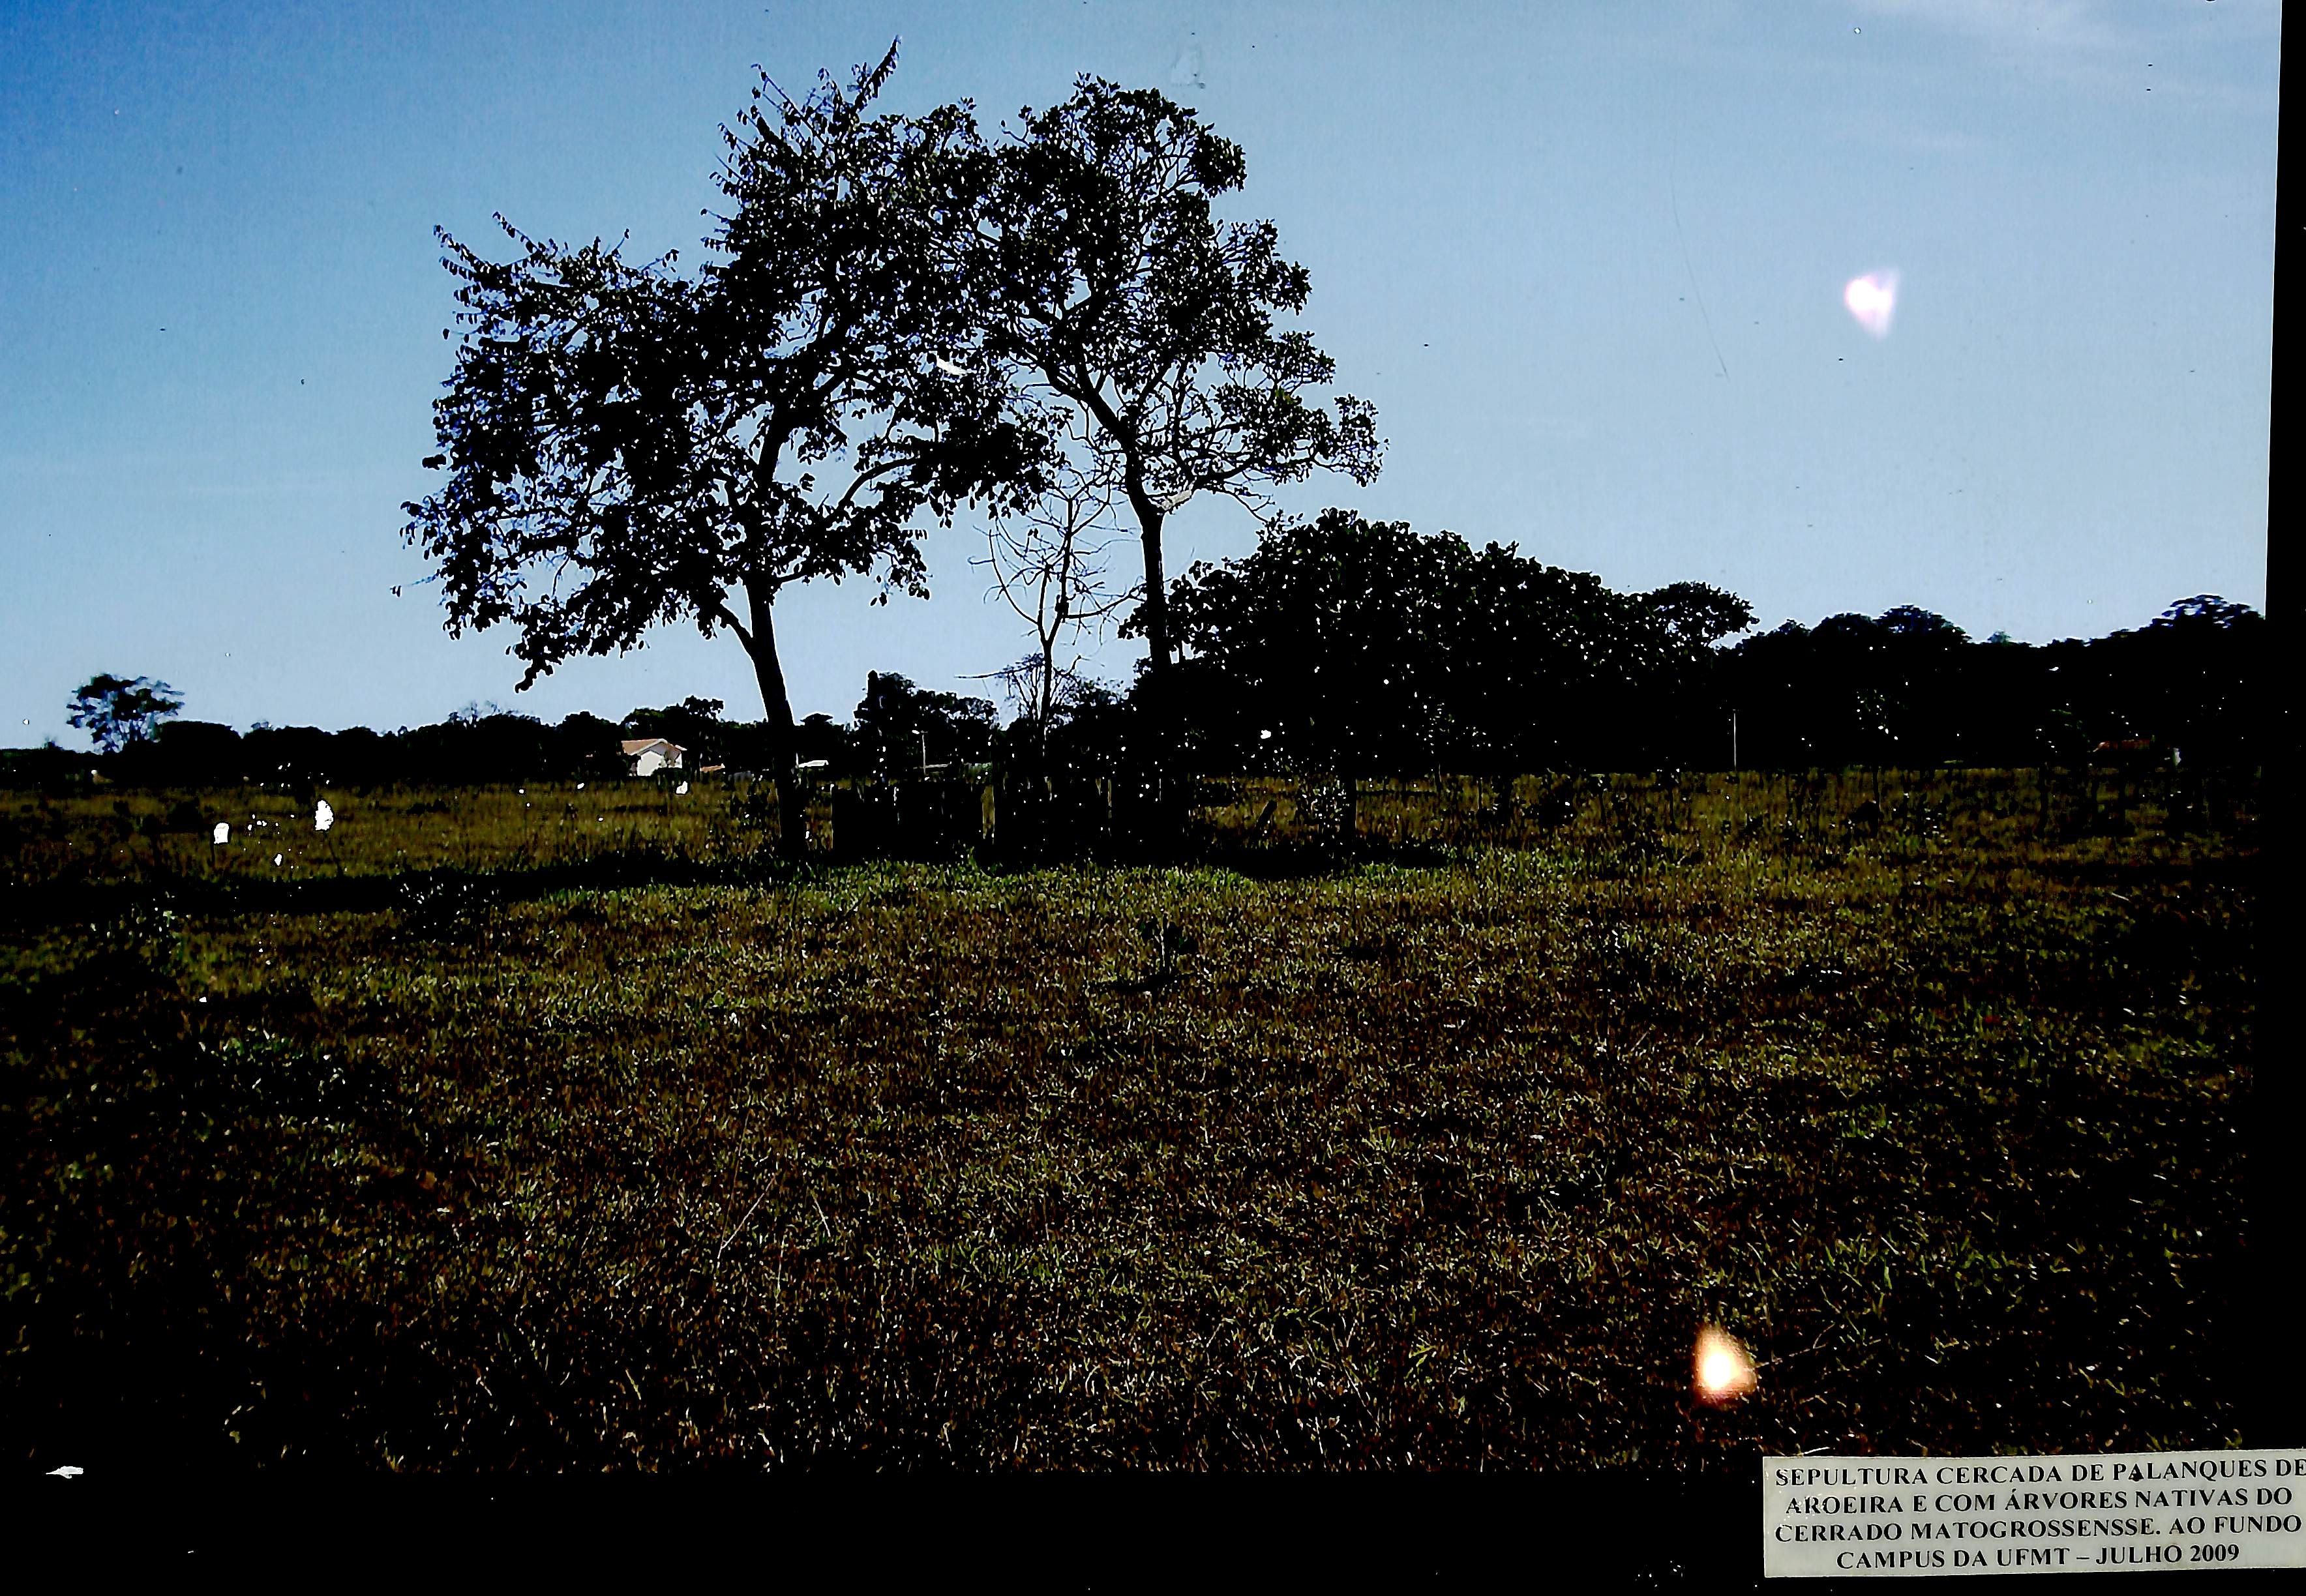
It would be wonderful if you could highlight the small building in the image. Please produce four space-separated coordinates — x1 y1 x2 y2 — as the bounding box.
622 737 685 777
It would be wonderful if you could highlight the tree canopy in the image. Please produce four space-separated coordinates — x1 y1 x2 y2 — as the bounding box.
1162 512 1754 778
67 674 183 754
981 78 1383 676
1166 510 1467 781
852 672 1002 778
402 44 1045 854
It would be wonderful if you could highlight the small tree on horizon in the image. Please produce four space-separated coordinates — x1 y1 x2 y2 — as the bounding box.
67 674 184 754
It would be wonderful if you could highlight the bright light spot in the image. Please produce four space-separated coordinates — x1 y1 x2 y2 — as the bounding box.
933 356 972 377
212 822 230 845
314 799 335 832
46 1464 82 1479
1844 269 1900 338
273 853 284 867
675 781 689 795
1694 1323 1757 1404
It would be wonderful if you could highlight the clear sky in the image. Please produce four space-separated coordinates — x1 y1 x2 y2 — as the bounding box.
1 0 2280 745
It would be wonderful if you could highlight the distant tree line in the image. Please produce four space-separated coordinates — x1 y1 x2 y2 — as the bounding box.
1146 516 2266 778
80 707 633 789
8 677 1002 790
1722 595 2266 772
12 522 2262 795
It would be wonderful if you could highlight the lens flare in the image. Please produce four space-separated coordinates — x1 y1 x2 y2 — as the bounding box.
1694 1323 1758 1404
1844 269 1899 338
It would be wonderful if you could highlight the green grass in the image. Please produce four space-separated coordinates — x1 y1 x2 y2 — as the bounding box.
1 769 2257 1467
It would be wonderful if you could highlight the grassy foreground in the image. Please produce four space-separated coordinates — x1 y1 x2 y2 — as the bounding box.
1 771 2257 1468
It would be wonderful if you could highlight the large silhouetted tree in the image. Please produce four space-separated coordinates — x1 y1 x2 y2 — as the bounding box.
402 46 1044 857
983 79 1383 680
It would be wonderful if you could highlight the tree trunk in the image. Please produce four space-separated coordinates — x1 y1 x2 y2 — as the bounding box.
743 577 806 864
1043 574 1070 742
1038 640 1057 761
1124 492 1172 675
1116 484 1190 854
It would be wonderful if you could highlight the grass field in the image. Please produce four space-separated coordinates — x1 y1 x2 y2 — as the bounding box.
1 768 2258 1468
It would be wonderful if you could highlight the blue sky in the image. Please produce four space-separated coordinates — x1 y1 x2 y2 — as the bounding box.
1 0 2279 744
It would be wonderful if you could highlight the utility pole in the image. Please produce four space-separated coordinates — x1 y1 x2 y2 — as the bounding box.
919 729 929 778
1731 709 1739 771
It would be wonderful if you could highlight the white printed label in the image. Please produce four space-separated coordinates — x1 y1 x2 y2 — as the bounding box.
1763 1450 2306 1577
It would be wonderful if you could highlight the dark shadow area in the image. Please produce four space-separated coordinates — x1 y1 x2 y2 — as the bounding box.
3 850 809 936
